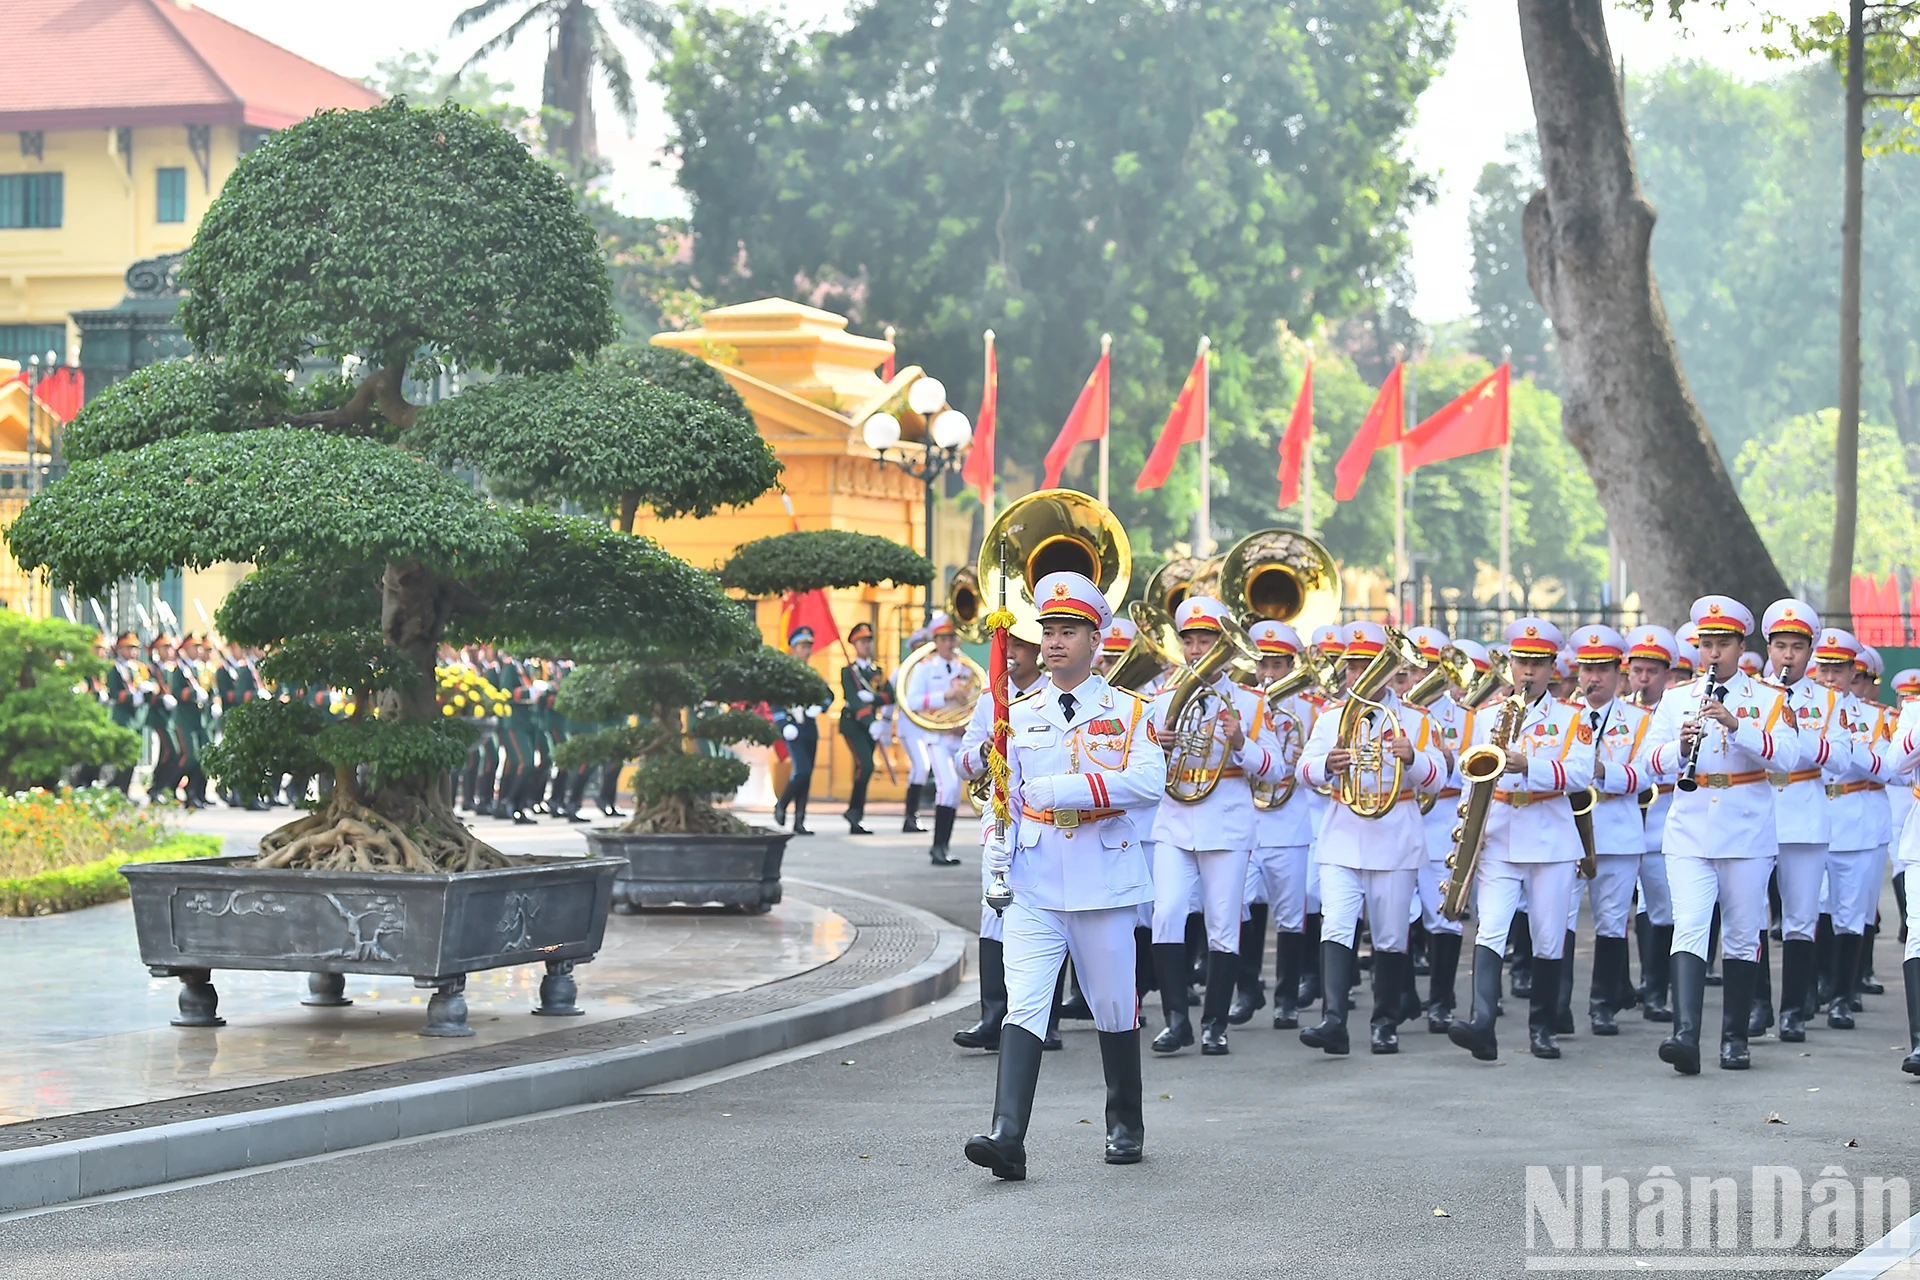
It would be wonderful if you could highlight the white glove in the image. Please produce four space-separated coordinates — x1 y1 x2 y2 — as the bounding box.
531 680 551 697
857 690 875 703
1021 775 1057 813
984 826 1013 875
131 690 146 707
162 694 178 710
868 721 884 742
140 680 158 694
782 723 799 741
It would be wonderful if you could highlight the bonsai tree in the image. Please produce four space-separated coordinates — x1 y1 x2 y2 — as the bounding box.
6 101 778 872
0 614 140 792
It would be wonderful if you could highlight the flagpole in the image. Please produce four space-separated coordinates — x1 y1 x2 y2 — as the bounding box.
1098 332 1111 507
1396 360 1413 623
1194 335 1211 554
1499 346 1513 621
982 329 996 519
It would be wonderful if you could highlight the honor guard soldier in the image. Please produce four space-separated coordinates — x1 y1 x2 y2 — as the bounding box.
1565 625 1654 1036
1147 596 1284 1057
1762 605 1856 1041
837 622 893 836
1813 630 1889 1028
1643 596 1800 1073
772 628 827 836
966 573 1165 1180
145 633 185 805
1414 632 1484 1033
105 631 152 796
1447 618 1597 1063
1296 621 1447 1055
1097 617 1137 680
903 614 972 864
1230 620 1318 1029
955 620 1052 1051
1625 625 1681 1021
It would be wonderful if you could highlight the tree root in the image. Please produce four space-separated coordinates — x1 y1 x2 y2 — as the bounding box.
617 795 756 836
255 789 511 873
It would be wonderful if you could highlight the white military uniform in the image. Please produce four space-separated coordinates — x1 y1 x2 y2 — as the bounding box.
1772 675 1850 940
1246 687 1318 934
1643 669 1799 963
1467 689 1596 960
1887 703 1920 964
996 674 1165 1039
1569 693 1654 939
1827 691 1891 936
959 670 1050 944
1418 689 1471 938
902 649 970 807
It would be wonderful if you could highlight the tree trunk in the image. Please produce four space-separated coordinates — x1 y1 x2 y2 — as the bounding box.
543 0 599 174
1516 0 1787 625
1827 0 1867 625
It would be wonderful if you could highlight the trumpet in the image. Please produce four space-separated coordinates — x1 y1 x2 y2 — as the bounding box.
1162 615 1261 803
1333 627 1428 819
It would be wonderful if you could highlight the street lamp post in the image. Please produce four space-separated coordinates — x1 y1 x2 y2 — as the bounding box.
861 376 973 626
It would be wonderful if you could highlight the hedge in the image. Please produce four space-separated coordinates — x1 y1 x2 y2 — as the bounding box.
0 833 225 917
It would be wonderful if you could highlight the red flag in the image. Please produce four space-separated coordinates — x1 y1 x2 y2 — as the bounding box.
1852 574 1874 635
1402 364 1510 473
1042 347 1111 489
1277 360 1313 509
1883 574 1907 645
1135 345 1208 493
779 590 840 650
1333 363 1404 501
960 332 996 505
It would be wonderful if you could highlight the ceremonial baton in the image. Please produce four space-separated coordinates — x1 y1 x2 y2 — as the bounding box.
983 535 1014 915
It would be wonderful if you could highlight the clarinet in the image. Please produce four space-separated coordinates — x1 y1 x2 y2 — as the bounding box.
1675 666 1726 794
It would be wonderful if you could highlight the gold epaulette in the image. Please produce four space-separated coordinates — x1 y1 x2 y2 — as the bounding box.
1010 686 1046 705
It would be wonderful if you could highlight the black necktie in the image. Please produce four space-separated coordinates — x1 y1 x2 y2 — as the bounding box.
1590 710 1602 734
1059 692 1077 722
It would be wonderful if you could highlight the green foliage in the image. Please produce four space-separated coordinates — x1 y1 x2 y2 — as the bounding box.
601 342 747 417
719 530 933 596
203 699 330 802
700 645 832 709
8 429 521 597
553 722 648 770
258 630 420 694
312 719 477 786
0 614 140 791
1466 138 1557 390
628 752 750 806
0 834 223 918
180 100 614 376
62 361 291 463
656 0 1450 551
554 660 701 723
0 786 170 876
688 706 778 748
217 563 383 648
1736 411 1920 591
411 367 777 519
455 509 761 659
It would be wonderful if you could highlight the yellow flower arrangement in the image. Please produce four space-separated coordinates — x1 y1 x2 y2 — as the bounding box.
436 665 511 719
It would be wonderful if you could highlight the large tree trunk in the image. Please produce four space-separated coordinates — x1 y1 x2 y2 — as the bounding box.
1827 0 1867 625
1517 0 1788 624
544 0 599 173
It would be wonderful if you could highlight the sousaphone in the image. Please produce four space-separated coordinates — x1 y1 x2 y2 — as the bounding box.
978 488 1132 635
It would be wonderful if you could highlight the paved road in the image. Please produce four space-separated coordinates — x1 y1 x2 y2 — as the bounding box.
3 823 1915 1278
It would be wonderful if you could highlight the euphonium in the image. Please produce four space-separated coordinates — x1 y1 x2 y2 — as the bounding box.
1162 615 1261 803
1107 601 1182 693
1439 692 1526 921
1408 644 1477 815
1248 650 1337 811
1333 626 1428 819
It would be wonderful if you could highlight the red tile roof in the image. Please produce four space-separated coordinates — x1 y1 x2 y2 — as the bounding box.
0 0 380 132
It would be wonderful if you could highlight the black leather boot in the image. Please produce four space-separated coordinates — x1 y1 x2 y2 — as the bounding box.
954 937 1007 1050
902 782 925 833
1660 950 1706 1075
1447 945 1503 1061
1813 912 1834 1002
1043 961 1068 1050
929 805 960 865
1098 1028 1145 1164
1748 933 1773 1037
1299 941 1354 1055
1200 951 1236 1055
1271 931 1301 1029
1297 912 1323 1007
1902 957 1920 1076
1643 925 1674 1022
964 1025 1043 1180
1859 922 1883 994
1427 930 1462 1033
1634 911 1652 1003
1705 906 1723 986
1370 950 1407 1055
1150 943 1194 1053
1719 956 1757 1069
1228 904 1268 1025
1134 926 1157 1001
1589 936 1620 1035
1529 955 1563 1059
1510 912 1534 997
1828 933 1862 1028
1554 931 1577 1035
1611 928 1641 1012
1778 937 1811 1042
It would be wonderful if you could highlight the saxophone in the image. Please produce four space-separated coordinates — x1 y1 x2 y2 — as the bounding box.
1439 693 1526 921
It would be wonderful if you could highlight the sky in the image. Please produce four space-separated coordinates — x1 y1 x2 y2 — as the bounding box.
200 0 1837 325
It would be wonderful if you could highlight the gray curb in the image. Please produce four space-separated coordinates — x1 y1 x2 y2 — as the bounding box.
0 879 965 1213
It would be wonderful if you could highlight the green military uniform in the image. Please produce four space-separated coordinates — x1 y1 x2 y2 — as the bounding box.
216 650 262 806
838 622 895 835
167 656 210 808
104 638 149 795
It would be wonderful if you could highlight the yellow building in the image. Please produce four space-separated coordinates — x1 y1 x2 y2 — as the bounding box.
650 299 969 805
0 0 378 365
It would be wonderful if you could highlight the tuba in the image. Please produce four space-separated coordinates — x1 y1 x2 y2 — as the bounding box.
1333 627 1429 819
1218 528 1342 634
1107 600 1182 693
946 567 987 643
895 643 987 732
1439 692 1526 921
1142 556 1208 618
1249 649 1339 810
979 488 1131 637
1162 615 1261 803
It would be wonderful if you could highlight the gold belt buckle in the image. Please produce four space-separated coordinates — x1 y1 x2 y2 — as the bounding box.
1055 808 1080 829
1768 771 1789 788
1510 791 1532 808
1825 784 1843 800
1704 772 1732 789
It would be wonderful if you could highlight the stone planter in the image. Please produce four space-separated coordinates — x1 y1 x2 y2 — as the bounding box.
583 829 789 914
121 854 624 1037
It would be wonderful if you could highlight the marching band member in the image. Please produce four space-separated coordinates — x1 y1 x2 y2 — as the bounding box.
1294 623 1349 1011
1230 621 1317 1029
1296 621 1448 1055
1642 597 1799 1074
1415 635 1484 1033
1853 647 1894 1005
1097 616 1137 679
838 622 894 836
1564 625 1653 1036
896 622 933 835
902 614 973 865
1762 607 1854 1041
1627 625 1681 1021
1147 596 1278 1057
1884 690 1920 1074
1447 618 1596 1063
966 573 1165 1179
1812 631 1888 1028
